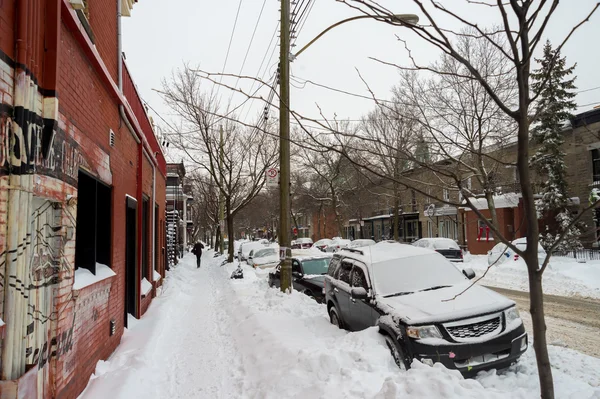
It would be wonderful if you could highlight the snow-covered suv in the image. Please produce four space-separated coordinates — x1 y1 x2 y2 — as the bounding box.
324 242 527 376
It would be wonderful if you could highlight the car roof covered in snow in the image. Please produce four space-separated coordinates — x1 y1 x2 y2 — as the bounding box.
293 254 332 262
340 242 435 265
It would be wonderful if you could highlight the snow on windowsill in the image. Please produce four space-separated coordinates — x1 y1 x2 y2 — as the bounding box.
141 278 153 298
0 318 4 327
153 270 161 282
73 263 116 290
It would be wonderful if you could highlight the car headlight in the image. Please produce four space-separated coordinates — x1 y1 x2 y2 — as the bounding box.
406 325 442 339
505 306 521 325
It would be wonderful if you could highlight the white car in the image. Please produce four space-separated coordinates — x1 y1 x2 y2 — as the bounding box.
239 241 269 262
292 237 313 249
325 239 352 253
248 247 280 269
413 238 463 262
347 239 376 249
312 239 333 252
487 237 547 267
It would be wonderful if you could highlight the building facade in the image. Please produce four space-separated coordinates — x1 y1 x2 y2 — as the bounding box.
0 1 166 398
337 107 600 254
165 162 193 268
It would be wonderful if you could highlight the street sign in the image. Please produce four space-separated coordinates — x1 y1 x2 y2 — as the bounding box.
266 168 279 187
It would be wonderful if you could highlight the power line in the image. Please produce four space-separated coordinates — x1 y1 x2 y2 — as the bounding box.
216 0 245 99
234 0 268 88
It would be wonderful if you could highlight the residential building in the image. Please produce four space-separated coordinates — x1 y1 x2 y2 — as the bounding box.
0 1 166 398
166 162 193 267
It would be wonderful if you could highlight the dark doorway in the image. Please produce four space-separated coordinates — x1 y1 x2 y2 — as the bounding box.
142 197 149 280
155 204 159 275
125 196 138 327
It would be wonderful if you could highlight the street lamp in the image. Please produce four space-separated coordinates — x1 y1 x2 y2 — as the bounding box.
278 8 419 293
293 14 419 59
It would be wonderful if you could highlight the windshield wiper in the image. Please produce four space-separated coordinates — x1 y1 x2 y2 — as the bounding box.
383 291 414 298
419 285 451 292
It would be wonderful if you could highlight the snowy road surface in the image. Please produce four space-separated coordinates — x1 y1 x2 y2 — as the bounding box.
79 252 244 399
80 251 600 398
489 286 600 358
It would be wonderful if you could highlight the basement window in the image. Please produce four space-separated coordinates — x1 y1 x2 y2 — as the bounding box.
75 170 112 274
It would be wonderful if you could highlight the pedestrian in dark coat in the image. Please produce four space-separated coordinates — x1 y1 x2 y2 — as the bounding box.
192 241 205 268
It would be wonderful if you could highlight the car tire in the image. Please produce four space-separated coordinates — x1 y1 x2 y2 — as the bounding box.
384 334 409 371
329 306 344 329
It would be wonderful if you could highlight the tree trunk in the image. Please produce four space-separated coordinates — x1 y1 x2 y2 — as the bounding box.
317 202 322 239
393 183 400 241
331 187 342 237
527 255 554 398
226 199 234 263
214 224 220 253
516 72 554 396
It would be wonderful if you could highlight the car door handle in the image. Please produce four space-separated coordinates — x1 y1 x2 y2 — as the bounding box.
333 288 339 293
351 298 356 303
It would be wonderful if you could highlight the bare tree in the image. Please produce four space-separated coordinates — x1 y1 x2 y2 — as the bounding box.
298 2 599 396
161 66 279 262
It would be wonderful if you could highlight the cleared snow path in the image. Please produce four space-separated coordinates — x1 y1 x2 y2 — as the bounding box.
79 252 244 399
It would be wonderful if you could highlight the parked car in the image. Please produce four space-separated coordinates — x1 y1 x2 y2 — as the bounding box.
324 243 527 376
413 238 463 262
313 239 333 252
347 239 376 249
268 254 332 302
291 237 313 249
325 239 352 253
488 238 547 267
248 247 280 269
239 241 268 262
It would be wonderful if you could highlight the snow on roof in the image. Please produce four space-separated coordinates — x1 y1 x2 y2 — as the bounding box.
73 263 116 290
342 242 434 265
463 193 520 210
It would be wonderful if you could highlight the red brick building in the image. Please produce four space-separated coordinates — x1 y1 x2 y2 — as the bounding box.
0 1 166 398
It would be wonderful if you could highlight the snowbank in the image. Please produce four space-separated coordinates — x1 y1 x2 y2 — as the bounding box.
221 261 600 398
73 263 116 290
467 255 600 299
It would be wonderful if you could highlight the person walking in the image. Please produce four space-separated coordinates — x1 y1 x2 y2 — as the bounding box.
192 241 205 268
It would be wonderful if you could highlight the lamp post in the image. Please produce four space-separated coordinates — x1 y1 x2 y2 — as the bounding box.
278 8 419 293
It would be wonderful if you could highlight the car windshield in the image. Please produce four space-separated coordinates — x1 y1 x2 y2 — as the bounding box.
254 248 276 257
372 253 466 297
433 239 460 250
301 258 330 275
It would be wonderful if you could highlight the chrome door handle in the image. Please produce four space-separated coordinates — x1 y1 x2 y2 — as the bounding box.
351 298 356 303
333 288 339 293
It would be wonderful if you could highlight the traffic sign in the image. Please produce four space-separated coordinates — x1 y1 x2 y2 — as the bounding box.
266 168 279 187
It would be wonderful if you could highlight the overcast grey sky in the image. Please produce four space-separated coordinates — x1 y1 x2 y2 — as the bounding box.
122 0 599 155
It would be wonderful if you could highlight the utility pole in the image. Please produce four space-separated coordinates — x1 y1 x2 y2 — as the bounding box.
219 125 225 254
279 0 292 293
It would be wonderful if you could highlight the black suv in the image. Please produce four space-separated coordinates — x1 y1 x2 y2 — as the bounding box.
324 242 527 377
268 255 331 303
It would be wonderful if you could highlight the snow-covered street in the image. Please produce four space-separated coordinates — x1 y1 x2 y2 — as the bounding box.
79 251 600 399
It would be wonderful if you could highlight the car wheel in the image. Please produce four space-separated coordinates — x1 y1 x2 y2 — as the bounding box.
329 306 344 329
384 334 408 371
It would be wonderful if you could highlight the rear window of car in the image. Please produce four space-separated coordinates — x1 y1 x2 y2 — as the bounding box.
337 261 353 284
433 239 460 250
327 257 341 276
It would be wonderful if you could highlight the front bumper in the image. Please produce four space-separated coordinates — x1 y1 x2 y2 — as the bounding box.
409 324 527 377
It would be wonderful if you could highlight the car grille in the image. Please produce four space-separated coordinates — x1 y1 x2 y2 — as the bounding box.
446 317 501 339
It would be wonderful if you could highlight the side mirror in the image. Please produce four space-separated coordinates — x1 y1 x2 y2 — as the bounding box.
463 268 476 280
292 271 303 278
351 287 368 300
248 256 253 260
